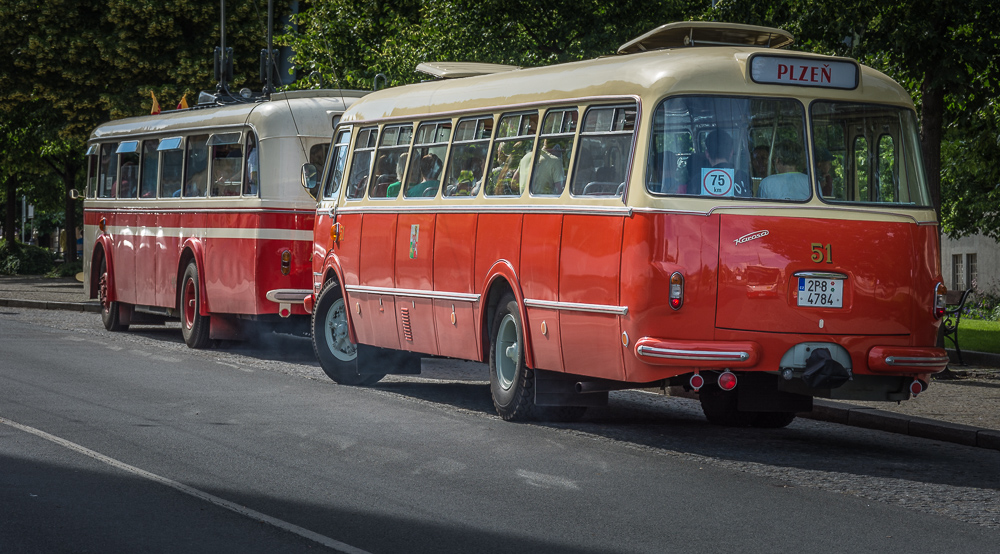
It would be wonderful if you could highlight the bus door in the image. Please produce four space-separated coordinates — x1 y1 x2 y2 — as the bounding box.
394 121 449 355
348 126 401 349
113 141 140 305
556 104 635 381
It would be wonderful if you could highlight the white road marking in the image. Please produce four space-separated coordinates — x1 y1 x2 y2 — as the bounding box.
0 416 371 554
216 361 252 373
515 469 580 490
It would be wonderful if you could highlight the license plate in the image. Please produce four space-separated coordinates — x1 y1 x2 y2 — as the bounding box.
797 277 843 308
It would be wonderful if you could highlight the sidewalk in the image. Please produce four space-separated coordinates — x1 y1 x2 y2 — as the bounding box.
2 274 998 450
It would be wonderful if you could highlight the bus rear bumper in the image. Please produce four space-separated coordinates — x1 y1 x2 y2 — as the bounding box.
265 289 312 318
867 346 949 374
634 338 760 367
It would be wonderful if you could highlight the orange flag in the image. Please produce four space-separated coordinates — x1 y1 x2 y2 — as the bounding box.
177 94 189 110
150 91 161 115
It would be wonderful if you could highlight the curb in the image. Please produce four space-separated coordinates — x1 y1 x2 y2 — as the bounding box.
0 298 101 313
670 387 999 452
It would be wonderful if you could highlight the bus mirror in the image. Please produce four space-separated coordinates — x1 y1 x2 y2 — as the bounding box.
301 163 319 200
69 189 80 200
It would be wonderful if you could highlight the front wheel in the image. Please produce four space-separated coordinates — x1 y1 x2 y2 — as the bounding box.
180 261 211 349
312 281 384 386
99 257 129 332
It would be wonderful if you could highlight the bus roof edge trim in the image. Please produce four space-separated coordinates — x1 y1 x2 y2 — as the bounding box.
416 62 522 79
617 21 794 54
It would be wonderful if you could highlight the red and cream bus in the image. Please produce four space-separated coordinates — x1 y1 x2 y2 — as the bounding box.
307 22 949 426
84 89 365 347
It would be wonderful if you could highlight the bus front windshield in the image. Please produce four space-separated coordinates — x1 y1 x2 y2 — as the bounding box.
646 96 809 201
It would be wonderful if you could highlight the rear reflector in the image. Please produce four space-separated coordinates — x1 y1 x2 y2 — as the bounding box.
689 372 704 391
718 371 737 391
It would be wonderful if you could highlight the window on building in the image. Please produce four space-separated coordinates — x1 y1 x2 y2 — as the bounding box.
967 253 978 290
952 254 965 292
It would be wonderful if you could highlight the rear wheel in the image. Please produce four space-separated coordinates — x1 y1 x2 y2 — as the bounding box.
99 257 129 332
180 261 211 349
312 281 384 386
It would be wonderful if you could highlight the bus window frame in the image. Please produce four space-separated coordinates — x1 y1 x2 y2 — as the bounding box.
97 142 119 199
139 139 159 199
403 119 451 200
323 127 352 201
369 122 414 200
485 110 539 198
157 136 185 199
442 115 496 200
528 106 579 198
570 102 638 199
345 126 379 201
208 131 245 198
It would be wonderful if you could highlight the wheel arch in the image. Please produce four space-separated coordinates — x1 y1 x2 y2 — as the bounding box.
89 236 115 300
478 260 534 368
176 239 210 315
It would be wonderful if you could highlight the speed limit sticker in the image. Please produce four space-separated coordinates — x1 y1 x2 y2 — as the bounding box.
701 168 735 196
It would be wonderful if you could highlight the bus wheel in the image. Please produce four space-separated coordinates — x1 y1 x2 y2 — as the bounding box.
698 387 755 427
180 261 211 349
312 281 384 386
99 257 129 332
489 293 540 421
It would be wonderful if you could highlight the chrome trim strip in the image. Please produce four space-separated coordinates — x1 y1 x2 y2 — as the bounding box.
345 285 480 303
83 208 313 215
630 205 937 225
637 345 750 362
523 298 628 316
265 289 312 303
336 204 633 217
885 356 950 367
793 271 848 280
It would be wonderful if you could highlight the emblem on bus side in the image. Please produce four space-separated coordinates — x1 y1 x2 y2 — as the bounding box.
734 230 769 245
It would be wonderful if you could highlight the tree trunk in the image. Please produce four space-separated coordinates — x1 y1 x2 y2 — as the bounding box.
4 174 17 244
919 75 945 220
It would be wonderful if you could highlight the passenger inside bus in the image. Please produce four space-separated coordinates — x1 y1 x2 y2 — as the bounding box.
405 154 442 197
385 153 407 197
758 140 810 200
371 154 396 197
523 139 567 195
117 162 137 198
751 145 771 178
690 129 751 197
815 147 834 197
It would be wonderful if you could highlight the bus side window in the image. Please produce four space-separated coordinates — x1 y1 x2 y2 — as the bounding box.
530 108 577 196
404 121 450 198
877 134 896 202
140 140 159 198
444 116 492 197
486 112 537 197
85 144 98 198
244 132 259 196
323 129 351 199
184 134 210 198
97 143 118 198
370 124 413 199
116 143 140 199
571 104 636 197
854 136 869 202
346 127 378 200
208 132 243 197
157 137 184 198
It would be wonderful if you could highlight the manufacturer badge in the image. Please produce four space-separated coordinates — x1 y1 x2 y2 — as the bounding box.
734 230 769 245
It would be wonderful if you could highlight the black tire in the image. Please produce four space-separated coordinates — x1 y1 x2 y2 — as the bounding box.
180 261 211 349
489 293 542 421
98 257 129 332
312 281 384 386
699 387 755 427
751 411 796 428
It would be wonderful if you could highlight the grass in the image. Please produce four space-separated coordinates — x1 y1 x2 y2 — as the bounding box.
953 319 1000 354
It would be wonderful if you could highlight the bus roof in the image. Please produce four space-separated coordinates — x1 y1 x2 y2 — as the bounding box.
617 21 794 54
341 42 912 125
89 89 368 142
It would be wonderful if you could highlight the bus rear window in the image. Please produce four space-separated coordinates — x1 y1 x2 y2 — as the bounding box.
812 102 931 206
646 96 808 200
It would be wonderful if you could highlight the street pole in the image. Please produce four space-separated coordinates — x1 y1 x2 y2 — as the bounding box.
21 195 26 243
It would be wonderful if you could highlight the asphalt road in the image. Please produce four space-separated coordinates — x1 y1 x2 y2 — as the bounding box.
1 308 998 553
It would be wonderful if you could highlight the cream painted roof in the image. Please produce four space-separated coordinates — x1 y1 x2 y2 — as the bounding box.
415 62 521 79
341 47 913 125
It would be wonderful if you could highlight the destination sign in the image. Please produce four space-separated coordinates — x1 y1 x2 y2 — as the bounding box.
749 55 859 90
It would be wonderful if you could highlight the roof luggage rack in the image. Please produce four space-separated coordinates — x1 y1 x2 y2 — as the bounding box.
415 61 521 79
618 21 794 54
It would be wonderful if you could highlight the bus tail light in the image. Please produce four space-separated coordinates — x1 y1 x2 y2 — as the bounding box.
718 371 737 391
933 283 947 319
909 379 926 397
689 372 704 391
669 272 684 310
330 222 343 244
280 250 291 275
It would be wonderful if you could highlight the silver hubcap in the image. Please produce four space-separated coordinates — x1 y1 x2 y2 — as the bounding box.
495 313 519 391
324 297 357 362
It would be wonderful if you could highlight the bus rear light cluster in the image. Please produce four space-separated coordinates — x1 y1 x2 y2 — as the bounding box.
669 272 684 310
933 283 947 319
280 250 291 275
718 370 738 391
910 379 926 397
689 372 704 391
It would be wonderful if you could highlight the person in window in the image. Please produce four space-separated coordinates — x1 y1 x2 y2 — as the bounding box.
751 145 771 179
406 154 442 197
386 153 407 197
118 162 138 198
758 140 810 200
522 139 566 195
690 129 750 197
815 147 834 197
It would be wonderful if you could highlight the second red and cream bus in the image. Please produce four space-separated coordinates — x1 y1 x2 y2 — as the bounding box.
84 89 365 347
307 22 948 426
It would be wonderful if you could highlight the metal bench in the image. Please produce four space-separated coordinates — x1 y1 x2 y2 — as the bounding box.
942 288 974 365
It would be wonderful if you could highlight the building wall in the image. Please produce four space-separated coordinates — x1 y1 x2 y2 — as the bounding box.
940 233 1000 293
